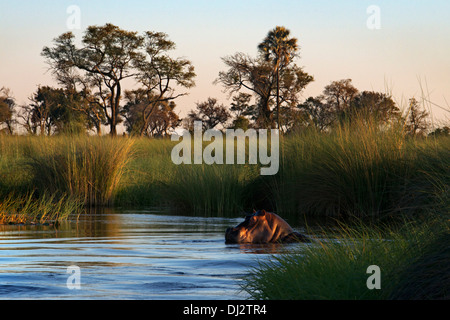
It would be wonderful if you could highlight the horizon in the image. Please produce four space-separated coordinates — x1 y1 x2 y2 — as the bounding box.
1 0 449 134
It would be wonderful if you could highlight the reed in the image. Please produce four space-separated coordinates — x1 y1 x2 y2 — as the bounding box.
162 163 259 215
24 136 134 206
242 218 449 300
0 121 448 217
271 118 450 217
0 192 83 225
115 137 261 214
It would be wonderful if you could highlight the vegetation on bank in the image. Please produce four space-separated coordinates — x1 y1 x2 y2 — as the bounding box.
242 218 449 300
0 119 448 218
0 192 82 225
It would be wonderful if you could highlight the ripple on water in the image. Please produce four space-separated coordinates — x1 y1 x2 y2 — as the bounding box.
0 212 310 299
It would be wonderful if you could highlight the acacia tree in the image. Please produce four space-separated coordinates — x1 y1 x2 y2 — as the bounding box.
131 31 195 136
21 86 89 135
297 97 334 131
42 24 195 136
323 79 359 113
349 91 400 124
42 24 144 136
122 89 180 136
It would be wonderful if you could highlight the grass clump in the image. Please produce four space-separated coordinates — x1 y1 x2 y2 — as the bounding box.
163 163 259 215
242 219 449 300
24 136 134 206
0 192 83 225
271 120 450 217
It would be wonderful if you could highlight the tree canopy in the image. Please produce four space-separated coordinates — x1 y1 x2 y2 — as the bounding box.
42 23 195 136
216 26 313 129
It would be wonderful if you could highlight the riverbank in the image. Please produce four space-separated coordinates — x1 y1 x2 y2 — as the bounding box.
1 121 449 219
242 217 449 300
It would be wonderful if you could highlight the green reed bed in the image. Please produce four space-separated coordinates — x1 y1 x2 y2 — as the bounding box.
271 120 450 218
242 218 449 300
23 136 134 206
163 163 259 215
114 137 178 207
0 121 448 217
115 137 261 214
0 192 83 225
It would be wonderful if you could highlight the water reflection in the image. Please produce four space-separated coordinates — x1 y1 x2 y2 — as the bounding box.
1 209 277 299
227 242 305 254
0 208 333 299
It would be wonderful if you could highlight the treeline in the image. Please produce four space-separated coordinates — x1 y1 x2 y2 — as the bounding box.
0 24 448 137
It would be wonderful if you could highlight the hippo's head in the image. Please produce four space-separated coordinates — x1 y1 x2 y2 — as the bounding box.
225 210 295 244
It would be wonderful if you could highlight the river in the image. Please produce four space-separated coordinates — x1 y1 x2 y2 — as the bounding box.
0 209 311 300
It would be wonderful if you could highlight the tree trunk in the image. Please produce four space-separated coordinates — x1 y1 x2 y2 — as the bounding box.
276 68 280 130
96 122 102 136
110 122 117 136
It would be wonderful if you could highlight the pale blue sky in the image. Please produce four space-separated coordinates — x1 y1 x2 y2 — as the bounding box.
1 0 449 124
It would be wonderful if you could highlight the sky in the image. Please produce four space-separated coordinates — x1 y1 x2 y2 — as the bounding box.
1 0 449 132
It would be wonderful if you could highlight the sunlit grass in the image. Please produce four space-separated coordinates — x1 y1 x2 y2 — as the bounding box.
22 135 134 206
0 120 448 217
0 192 83 225
272 118 450 217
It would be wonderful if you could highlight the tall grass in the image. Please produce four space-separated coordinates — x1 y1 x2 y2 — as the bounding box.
271 118 450 217
162 163 259 215
0 120 448 217
242 218 449 300
0 192 83 224
23 136 134 206
115 137 261 214
114 137 177 207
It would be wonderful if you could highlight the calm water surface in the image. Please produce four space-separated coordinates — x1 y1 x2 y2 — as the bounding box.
0 210 310 300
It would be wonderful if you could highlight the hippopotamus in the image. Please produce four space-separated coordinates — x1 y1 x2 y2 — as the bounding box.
225 210 311 244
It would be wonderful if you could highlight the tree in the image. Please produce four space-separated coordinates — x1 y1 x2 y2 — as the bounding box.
22 86 89 135
216 53 274 127
297 96 334 131
42 24 145 136
42 24 195 136
299 81 401 131
429 125 450 137
258 26 299 129
229 92 253 118
216 53 312 128
0 87 16 134
323 79 359 113
228 93 254 130
404 98 430 136
131 31 195 136
298 79 359 131
349 91 400 124
122 89 180 136
70 86 106 136
185 98 230 132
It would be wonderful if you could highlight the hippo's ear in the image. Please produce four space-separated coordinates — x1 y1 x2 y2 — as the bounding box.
258 209 267 217
253 209 257 213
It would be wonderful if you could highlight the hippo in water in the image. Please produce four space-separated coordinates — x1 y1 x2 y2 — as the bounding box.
225 210 311 244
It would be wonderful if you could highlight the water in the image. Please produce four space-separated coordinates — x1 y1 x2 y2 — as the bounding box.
0 210 310 300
